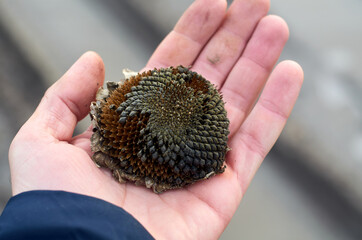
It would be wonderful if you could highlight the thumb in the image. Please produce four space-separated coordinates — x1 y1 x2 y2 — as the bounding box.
27 51 105 141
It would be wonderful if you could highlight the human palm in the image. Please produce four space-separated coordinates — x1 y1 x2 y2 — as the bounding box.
9 0 303 239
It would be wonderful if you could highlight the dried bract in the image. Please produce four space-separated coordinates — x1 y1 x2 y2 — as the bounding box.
90 66 229 193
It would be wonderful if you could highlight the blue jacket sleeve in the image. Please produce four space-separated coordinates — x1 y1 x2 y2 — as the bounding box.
0 190 154 240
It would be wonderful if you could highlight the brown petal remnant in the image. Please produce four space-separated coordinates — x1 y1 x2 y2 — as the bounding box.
90 66 229 193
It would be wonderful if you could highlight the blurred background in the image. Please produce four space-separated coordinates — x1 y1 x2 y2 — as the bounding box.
0 0 361 239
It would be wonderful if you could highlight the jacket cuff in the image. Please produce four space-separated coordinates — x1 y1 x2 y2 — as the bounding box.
0 190 154 240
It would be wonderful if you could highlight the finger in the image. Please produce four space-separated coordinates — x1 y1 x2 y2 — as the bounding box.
70 125 93 157
146 0 227 69
29 51 105 141
192 0 270 87
222 15 289 136
71 125 93 145
228 60 303 192
72 125 94 141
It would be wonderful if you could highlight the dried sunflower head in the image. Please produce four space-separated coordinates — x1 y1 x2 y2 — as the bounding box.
90 66 229 193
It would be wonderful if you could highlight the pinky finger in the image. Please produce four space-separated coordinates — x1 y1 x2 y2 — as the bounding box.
228 60 304 192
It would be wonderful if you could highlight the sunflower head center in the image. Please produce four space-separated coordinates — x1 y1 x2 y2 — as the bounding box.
148 80 202 133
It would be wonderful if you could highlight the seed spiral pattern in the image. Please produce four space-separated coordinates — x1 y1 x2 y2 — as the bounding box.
90 66 229 193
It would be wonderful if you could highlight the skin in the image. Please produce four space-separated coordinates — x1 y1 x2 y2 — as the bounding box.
8 0 304 239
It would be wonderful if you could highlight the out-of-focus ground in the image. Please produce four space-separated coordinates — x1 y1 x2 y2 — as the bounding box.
0 1 361 239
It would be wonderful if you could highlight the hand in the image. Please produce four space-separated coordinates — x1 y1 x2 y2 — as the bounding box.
9 0 303 239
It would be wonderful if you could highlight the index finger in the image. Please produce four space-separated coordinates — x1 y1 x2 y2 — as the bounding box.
146 0 227 69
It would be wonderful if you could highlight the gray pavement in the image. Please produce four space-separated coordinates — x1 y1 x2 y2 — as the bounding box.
0 0 361 239
222 156 349 240
272 0 362 214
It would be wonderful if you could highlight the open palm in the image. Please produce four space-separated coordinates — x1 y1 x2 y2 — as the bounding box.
9 0 303 239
